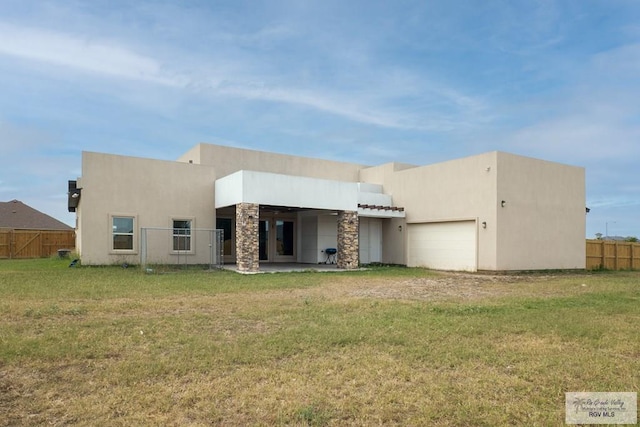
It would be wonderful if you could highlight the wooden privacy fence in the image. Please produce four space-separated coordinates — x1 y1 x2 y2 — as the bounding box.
586 239 640 270
0 229 75 259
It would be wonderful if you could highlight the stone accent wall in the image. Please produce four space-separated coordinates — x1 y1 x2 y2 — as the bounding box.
337 210 359 269
236 203 259 272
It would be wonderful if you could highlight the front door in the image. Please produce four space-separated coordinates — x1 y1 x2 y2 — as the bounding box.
259 216 296 262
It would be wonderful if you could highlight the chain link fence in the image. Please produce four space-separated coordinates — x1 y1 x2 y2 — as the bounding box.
140 227 224 272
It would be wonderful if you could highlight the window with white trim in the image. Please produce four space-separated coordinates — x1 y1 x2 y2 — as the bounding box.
112 216 135 251
172 219 192 252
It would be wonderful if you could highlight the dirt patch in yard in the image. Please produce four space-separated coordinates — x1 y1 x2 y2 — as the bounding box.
343 272 585 302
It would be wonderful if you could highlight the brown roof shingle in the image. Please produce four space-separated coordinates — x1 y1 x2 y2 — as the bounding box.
0 200 72 230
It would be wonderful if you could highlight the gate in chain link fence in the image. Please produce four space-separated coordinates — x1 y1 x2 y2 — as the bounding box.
140 227 224 272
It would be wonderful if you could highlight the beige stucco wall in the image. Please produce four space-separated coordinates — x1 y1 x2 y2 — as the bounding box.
359 162 418 181
78 145 585 270
385 152 499 269
178 145 202 165
359 163 416 265
179 143 365 181
380 151 585 270
77 152 217 265
495 152 585 270
381 217 406 265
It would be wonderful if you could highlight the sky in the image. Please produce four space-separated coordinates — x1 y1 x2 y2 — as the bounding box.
0 0 638 238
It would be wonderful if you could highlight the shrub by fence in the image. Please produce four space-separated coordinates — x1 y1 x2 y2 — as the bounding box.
0 229 75 259
586 239 640 270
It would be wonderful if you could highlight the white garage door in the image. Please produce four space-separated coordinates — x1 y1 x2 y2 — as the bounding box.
407 220 477 271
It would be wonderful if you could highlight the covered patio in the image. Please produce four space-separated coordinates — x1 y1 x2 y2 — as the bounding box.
221 262 363 274
215 170 404 273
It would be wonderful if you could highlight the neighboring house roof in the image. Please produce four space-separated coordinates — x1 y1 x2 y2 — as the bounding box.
0 200 72 230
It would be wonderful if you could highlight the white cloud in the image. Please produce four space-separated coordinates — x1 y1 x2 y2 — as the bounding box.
216 83 417 129
591 43 640 76
0 23 182 86
508 115 640 162
215 24 298 48
193 67 490 132
0 18 491 132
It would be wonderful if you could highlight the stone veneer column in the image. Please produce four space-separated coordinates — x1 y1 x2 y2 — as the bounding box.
337 210 359 269
236 203 259 273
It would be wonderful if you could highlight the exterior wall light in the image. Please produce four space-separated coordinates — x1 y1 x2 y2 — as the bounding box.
398 225 403 232
501 200 506 207
482 222 487 229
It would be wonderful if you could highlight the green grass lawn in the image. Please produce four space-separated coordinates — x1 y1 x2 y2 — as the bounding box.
0 258 638 426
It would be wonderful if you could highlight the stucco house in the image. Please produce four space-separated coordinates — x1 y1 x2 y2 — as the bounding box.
69 143 586 272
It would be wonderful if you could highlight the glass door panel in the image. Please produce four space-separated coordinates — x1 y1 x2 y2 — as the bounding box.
276 220 294 256
259 220 269 261
275 219 295 261
216 217 234 260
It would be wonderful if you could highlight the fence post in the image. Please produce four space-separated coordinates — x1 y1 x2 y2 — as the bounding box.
140 228 147 270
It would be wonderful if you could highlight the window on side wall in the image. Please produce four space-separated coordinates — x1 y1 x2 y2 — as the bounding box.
172 219 192 252
112 216 135 251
